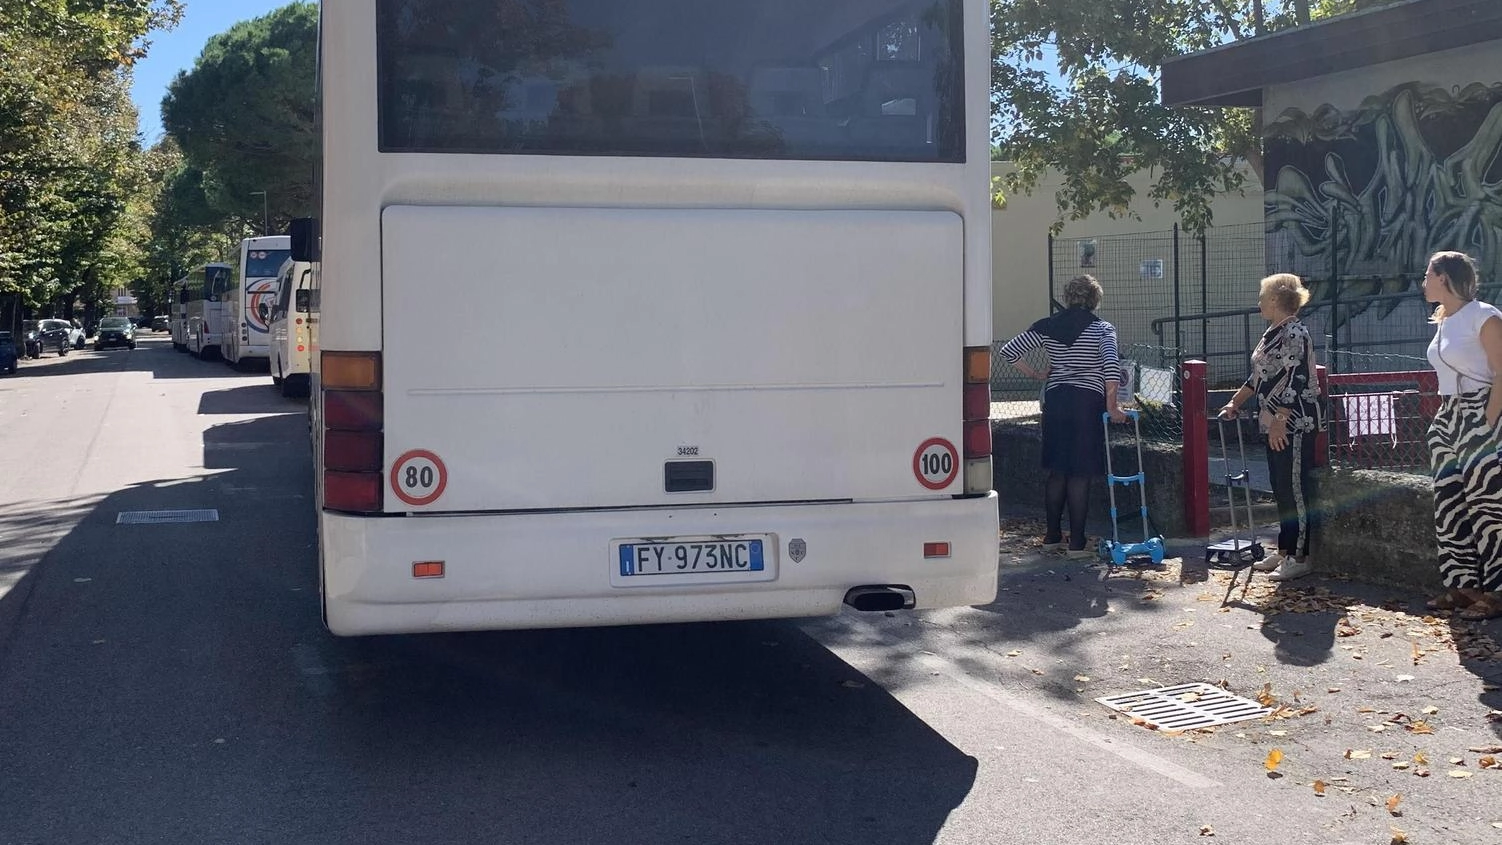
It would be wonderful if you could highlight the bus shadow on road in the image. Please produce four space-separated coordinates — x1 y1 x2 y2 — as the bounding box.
197 383 303 415
0 410 975 845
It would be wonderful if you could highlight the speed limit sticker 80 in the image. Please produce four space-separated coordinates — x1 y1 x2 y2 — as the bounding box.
912 438 959 490
391 449 448 506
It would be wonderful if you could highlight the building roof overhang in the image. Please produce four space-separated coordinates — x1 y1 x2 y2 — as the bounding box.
1161 0 1502 107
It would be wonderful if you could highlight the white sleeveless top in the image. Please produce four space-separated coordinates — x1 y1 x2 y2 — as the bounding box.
1428 300 1502 395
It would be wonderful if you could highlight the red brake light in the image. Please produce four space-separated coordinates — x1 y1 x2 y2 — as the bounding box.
325 430 383 472
964 382 990 421
964 420 991 457
324 471 382 512
325 390 382 431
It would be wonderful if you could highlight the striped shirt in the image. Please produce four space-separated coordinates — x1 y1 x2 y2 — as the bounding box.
999 319 1120 396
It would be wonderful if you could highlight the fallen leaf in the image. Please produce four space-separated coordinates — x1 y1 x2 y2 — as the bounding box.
1449 770 1473 779
1312 780 1326 796
1386 794 1402 816
1257 683 1276 707
1265 748 1284 772
1179 692 1203 703
1414 768 1431 777
1421 705 1439 715
1405 721 1433 735
1381 752 1397 760
1006 650 1021 657
1390 826 1408 844
1326 687 1341 693
1395 674 1415 683
1470 745 1502 754
1074 675 1091 683
1414 752 1429 765
1480 756 1499 769
1450 757 1465 765
1392 761 1410 770
1346 749 1372 760
1369 725 1389 733
1198 825 1214 837
1268 730 1288 737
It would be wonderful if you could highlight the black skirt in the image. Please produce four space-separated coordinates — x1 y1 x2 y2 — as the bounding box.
1041 384 1107 476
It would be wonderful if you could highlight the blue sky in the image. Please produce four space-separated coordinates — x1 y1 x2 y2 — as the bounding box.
132 1 291 144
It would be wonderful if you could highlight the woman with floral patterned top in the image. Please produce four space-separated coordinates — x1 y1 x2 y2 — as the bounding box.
1217 274 1324 581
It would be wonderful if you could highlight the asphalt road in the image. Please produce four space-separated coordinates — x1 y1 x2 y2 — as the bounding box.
2 336 1501 845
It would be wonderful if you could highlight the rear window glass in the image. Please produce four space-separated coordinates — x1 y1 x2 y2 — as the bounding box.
375 0 964 162
245 249 290 278
100 318 131 329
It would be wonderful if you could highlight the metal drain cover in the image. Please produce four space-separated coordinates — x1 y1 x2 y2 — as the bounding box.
1097 682 1272 730
116 509 220 525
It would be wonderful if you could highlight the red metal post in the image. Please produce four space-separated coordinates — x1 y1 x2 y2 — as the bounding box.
1181 360 1210 537
1315 364 1329 467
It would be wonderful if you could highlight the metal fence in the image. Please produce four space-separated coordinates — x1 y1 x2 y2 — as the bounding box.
989 343 1183 443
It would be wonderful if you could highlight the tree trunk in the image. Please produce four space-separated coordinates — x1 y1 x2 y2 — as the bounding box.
1294 0 1311 24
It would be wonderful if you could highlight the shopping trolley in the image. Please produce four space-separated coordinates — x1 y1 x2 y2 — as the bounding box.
1096 410 1167 566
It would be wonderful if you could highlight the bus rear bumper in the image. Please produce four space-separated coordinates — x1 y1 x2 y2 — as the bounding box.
319 494 999 636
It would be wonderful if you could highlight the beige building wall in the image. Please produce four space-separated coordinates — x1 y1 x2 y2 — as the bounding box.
990 162 1263 351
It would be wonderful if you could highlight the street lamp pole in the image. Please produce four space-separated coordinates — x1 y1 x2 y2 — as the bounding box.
251 190 268 235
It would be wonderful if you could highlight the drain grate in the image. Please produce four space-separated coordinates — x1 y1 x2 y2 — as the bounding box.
1097 682 1272 731
116 509 220 525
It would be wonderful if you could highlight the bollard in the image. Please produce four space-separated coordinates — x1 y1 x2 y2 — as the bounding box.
1181 360 1209 537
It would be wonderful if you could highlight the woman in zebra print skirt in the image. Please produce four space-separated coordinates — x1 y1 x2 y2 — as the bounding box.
1218 274 1324 581
1424 251 1502 620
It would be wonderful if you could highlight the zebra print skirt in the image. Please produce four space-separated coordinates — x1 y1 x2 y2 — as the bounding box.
1428 390 1502 593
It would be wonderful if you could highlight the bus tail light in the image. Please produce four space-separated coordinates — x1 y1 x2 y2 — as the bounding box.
323 351 383 513
962 346 993 495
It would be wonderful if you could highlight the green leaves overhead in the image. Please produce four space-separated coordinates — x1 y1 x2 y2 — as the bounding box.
0 0 183 315
161 2 317 238
990 0 1397 234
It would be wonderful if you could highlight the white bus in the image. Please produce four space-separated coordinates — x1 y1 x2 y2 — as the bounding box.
268 257 315 397
302 0 997 636
184 262 234 358
222 235 292 366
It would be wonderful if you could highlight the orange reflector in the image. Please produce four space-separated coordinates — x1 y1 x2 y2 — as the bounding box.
964 347 990 384
323 351 381 390
412 561 445 579
923 542 951 559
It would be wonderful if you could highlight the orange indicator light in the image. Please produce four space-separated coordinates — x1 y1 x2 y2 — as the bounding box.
412 561 445 579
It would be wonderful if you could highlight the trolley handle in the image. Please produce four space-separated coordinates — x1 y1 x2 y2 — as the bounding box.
1100 409 1140 422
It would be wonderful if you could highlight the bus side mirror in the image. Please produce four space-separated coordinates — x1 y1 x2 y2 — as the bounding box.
289 217 320 262
295 289 311 313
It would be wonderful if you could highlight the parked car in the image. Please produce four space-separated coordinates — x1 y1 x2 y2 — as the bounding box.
66 319 86 349
94 316 136 350
0 331 17 374
151 315 170 333
21 319 70 357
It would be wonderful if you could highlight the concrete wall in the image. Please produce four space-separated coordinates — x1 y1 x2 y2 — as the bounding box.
993 423 1444 593
989 162 1263 348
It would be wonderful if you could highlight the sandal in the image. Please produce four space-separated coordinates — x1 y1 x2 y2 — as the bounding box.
1426 590 1475 611
1458 594 1502 621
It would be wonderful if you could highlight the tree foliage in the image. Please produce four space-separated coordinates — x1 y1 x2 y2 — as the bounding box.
991 0 1399 234
0 0 182 319
161 2 317 238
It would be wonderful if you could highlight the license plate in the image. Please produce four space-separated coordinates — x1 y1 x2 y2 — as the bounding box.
612 540 775 585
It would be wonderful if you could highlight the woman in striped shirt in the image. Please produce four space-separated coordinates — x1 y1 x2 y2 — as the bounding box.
1000 275 1126 557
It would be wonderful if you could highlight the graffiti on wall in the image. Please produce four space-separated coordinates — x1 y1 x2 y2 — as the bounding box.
1265 81 1502 318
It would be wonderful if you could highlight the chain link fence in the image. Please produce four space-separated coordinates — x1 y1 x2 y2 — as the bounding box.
989 343 1183 444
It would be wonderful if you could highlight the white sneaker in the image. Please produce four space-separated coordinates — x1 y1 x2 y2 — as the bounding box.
1267 557 1313 581
1252 552 1285 573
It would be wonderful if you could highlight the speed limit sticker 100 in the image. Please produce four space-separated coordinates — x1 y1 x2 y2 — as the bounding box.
913 438 959 490
391 449 448 506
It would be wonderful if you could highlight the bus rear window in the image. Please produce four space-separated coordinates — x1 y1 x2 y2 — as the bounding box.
375 0 964 162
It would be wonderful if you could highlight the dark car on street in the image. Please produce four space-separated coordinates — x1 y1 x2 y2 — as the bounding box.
0 331 17 375
21 319 70 358
151 315 170 333
94 316 136 350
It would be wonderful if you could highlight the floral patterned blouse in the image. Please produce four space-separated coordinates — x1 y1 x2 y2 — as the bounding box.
1244 317 1325 435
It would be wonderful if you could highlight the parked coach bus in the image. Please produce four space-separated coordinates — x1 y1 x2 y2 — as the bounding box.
222 236 292 366
174 263 234 358
299 0 998 636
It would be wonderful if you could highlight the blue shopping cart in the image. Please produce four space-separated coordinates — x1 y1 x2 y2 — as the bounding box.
1097 410 1166 566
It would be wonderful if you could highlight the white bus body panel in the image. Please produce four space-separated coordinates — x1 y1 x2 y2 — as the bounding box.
322 493 998 635
381 205 962 511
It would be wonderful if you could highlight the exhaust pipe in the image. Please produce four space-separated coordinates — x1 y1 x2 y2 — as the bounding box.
843 585 916 612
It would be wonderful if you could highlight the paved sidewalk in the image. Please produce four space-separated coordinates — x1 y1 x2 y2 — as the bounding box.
994 513 1502 843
